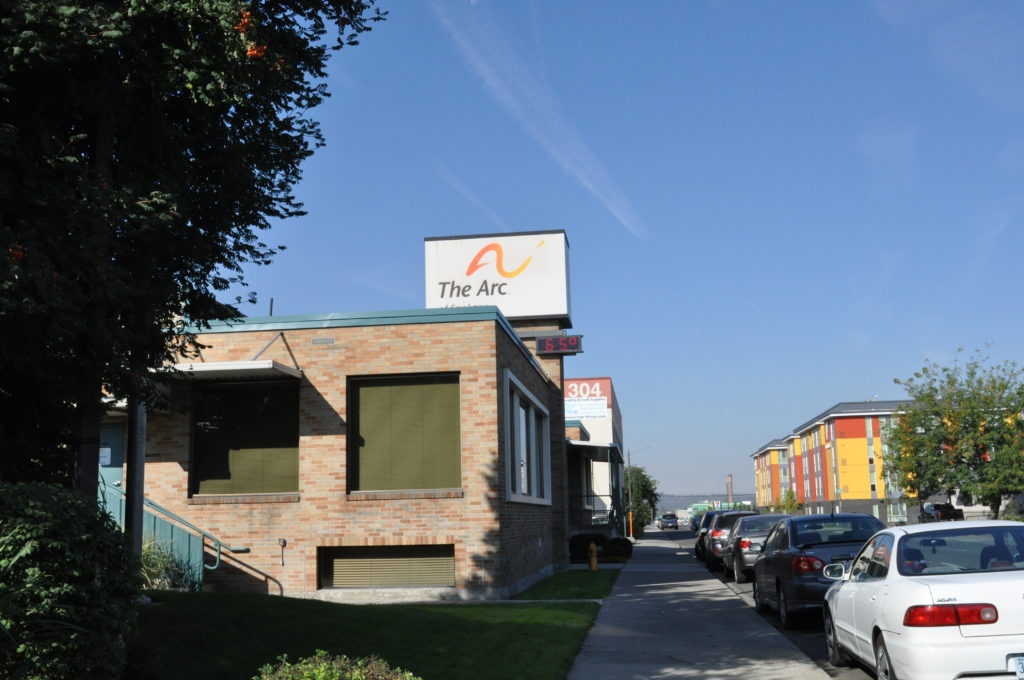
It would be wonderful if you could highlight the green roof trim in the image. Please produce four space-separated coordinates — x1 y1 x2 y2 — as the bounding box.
565 420 592 441
187 306 513 336
185 305 550 381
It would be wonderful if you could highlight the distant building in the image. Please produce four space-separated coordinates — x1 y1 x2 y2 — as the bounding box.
752 401 912 524
751 439 787 508
563 377 624 536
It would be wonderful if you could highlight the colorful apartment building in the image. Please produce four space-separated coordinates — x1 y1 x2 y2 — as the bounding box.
751 439 786 508
752 401 911 523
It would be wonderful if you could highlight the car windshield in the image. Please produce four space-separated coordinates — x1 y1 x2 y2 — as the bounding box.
662 514 677 519
793 517 884 546
898 526 1024 576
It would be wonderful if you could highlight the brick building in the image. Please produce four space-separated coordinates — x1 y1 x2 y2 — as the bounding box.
131 306 570 601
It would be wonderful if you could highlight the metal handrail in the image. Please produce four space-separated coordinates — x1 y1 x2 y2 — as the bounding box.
101 480 249 570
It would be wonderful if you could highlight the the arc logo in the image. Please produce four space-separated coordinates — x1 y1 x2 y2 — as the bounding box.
465 239 545 279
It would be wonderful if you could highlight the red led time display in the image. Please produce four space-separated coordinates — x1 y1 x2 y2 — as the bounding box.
536 335 583 355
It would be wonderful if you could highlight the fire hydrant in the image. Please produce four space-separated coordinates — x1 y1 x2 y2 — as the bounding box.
588 541 598 571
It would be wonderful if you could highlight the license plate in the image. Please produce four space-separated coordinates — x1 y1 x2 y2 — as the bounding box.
1008 655 1024 679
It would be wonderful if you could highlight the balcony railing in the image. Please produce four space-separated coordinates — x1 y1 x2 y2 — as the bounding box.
569 494 623 533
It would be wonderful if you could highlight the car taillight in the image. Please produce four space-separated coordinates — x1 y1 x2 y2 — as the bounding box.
904 604 998 627
791 555 825 572
739 539 751 550
711 529 726 539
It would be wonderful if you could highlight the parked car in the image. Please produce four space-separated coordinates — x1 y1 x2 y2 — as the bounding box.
752 513 885 628
823 520 1024 680
704 510 759 570
919 502 965 522
694 510 727 561
723 513 792 583
657 513 679 530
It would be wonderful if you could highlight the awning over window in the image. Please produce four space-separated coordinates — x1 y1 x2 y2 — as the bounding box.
566 440 623 464
171 360 302 381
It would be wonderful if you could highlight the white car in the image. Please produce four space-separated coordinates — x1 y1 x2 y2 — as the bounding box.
822 519 1024 680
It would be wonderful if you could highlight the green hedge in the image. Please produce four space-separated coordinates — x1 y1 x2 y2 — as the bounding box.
605 537 633 560
255 650 421 680
568 533 608 560
0 482 140 679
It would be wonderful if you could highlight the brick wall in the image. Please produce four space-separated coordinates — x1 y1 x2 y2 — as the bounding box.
143 316 566 599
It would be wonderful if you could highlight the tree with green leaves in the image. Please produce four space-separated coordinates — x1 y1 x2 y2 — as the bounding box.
773 488 799 514
625 464 660 535
889 349 1024 519
0 1 384 490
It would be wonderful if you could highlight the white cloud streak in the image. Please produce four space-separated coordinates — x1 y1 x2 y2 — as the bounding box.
431 1 647 237
434 160 510 232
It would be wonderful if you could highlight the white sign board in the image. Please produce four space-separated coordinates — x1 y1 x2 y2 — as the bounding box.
565 397 609 420
425 231 570 321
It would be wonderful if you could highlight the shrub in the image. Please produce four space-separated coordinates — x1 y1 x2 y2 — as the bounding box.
254 650 422 680
141 538 201 591
0 482 140 680
604 537 633 560
568 533 608 561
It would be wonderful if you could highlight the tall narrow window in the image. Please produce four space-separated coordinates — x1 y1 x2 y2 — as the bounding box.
349 373 461 492
504 369 551 504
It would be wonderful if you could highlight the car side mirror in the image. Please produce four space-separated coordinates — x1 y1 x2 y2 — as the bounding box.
823 563 846 580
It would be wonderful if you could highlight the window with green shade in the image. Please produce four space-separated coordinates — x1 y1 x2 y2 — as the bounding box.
191 381 299 495
349 374 461 491
318 545 455 588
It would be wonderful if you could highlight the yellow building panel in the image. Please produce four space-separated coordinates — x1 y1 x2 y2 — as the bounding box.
835 438 874 500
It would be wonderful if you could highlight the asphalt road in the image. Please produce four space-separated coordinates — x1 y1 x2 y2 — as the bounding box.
656 527 872 680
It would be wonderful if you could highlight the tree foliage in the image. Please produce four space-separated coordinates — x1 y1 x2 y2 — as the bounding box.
625 464 660 532
773 488 799 514
889 349 1024 518
0 0 384 483
0 482 139 679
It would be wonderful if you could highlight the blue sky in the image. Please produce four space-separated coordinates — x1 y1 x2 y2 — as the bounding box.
229 1 1024 494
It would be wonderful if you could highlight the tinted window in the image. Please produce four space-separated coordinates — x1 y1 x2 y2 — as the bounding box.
717 512 756 529
792 517 884 546
898 526 1024 576
192 381 299 495
765 523 788 551
850 536 878 579
866 534 894 578
739 516 783 533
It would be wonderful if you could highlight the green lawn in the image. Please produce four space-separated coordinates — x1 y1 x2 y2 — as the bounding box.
514 569 620 600
138 591 599 680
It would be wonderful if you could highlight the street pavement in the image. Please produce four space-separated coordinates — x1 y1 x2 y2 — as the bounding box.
567 533 832 679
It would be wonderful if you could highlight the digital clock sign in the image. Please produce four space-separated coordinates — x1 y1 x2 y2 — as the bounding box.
536 335 583 355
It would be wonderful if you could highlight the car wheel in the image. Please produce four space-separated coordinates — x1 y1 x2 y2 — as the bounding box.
874 634 898 680
734 557 749 584
824 608 850 667
752 577 769 613
777 584 796 629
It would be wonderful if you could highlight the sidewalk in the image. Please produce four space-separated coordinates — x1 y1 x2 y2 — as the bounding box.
566 535 831 679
